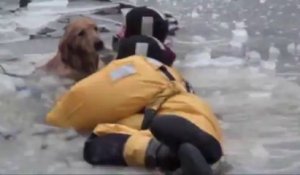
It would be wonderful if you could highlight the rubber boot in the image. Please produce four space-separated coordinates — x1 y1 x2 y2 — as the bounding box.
177 143 213 175
145 139 179 171
164 143 213 175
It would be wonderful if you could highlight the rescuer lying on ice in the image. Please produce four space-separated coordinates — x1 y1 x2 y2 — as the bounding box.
46 35 223 175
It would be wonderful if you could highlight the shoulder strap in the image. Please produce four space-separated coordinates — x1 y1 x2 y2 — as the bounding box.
158 66 175 81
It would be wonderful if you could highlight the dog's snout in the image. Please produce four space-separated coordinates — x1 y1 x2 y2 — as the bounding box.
94 40 104 51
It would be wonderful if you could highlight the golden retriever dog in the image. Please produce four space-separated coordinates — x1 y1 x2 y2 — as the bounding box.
40 17 105 81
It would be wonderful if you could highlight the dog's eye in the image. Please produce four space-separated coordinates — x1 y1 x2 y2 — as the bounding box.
78 30 85 36
94 26 98 32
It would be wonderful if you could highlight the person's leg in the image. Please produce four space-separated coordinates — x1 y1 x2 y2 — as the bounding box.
150 115 223 175
83 123 179 171
164 143 214 175
177 143 213 175
150 115 222 164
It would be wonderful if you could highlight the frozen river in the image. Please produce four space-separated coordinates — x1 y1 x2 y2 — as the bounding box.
1 0 300 174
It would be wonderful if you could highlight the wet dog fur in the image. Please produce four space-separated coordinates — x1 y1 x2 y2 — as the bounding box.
39 17 105 81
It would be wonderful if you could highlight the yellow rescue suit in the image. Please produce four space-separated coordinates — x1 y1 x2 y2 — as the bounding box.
93 92 223 167
46 55 186 132
46 55 223 168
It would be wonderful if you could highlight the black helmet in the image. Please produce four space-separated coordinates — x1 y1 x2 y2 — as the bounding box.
124 7 169 42
116 35 166 64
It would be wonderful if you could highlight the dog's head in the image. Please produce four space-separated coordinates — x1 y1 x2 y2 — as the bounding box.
59 17 104 76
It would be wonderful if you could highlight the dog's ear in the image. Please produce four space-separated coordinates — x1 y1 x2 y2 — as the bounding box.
59 36 82 70
59 36 70 66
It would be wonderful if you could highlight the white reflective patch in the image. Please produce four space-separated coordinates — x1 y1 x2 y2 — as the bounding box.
135 42 149 56
110 64 136 81
141 16 154 36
